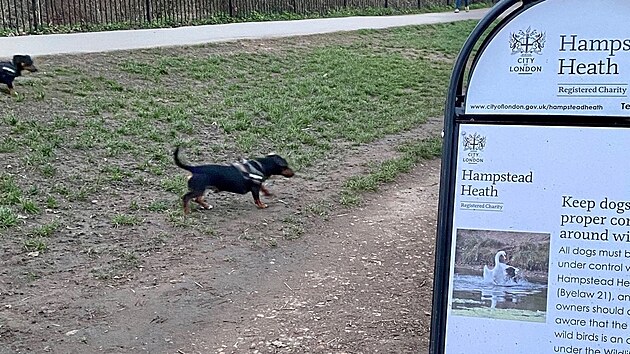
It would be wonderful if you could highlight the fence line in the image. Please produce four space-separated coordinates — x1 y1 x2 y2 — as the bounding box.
1 0 467 35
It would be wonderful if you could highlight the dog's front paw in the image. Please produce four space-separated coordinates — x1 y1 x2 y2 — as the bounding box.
255 201 268 209
261 186 273 197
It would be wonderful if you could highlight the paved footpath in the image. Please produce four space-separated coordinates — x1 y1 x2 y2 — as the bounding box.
0 8 490 57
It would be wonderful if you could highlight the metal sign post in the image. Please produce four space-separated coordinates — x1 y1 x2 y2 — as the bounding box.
430 1 630 353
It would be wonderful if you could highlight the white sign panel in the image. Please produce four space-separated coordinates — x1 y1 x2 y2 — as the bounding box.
445 124 630 353
466 0 630 116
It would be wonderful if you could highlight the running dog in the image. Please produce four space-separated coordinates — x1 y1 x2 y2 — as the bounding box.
0 55 38 96
173 147 294 214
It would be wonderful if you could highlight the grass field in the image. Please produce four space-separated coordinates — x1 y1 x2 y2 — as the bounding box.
0 21 477 257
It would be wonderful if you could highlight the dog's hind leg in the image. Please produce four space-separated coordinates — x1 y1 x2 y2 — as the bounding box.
194 196 211 210
182 190 204 214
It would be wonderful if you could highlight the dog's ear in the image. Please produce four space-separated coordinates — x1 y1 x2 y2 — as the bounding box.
268 154 289 168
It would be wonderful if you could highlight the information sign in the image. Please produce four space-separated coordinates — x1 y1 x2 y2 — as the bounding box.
430 1 630 353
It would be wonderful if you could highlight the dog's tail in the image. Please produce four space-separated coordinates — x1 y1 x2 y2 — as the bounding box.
173 146 193 172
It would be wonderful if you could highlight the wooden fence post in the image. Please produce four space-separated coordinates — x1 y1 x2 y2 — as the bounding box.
31 0 38 31
145 0 151 22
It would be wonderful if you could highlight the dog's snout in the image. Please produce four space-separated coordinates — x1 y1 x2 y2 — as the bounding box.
282 168 295 177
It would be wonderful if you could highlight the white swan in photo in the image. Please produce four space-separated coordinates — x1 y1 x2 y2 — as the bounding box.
483 251 520 285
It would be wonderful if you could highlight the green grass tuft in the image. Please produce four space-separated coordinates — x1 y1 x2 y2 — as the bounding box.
24 238 48 252
0 207 18 228
341 136 442 204
282 215 305 240
20 199 41 214
111 214 142 226
30 221 60 237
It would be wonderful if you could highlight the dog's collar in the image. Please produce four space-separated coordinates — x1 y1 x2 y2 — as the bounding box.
232 159 265 185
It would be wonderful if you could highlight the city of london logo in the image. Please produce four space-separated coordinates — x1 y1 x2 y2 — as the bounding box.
462 131 486 151
508 27 545 75
461 131 485 165
510 27 546 55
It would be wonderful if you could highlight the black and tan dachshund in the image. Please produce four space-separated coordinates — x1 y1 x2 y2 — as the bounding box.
0 55 38 96
174 147 294 214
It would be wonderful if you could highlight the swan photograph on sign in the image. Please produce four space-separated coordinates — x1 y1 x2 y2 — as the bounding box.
450 229 550 322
